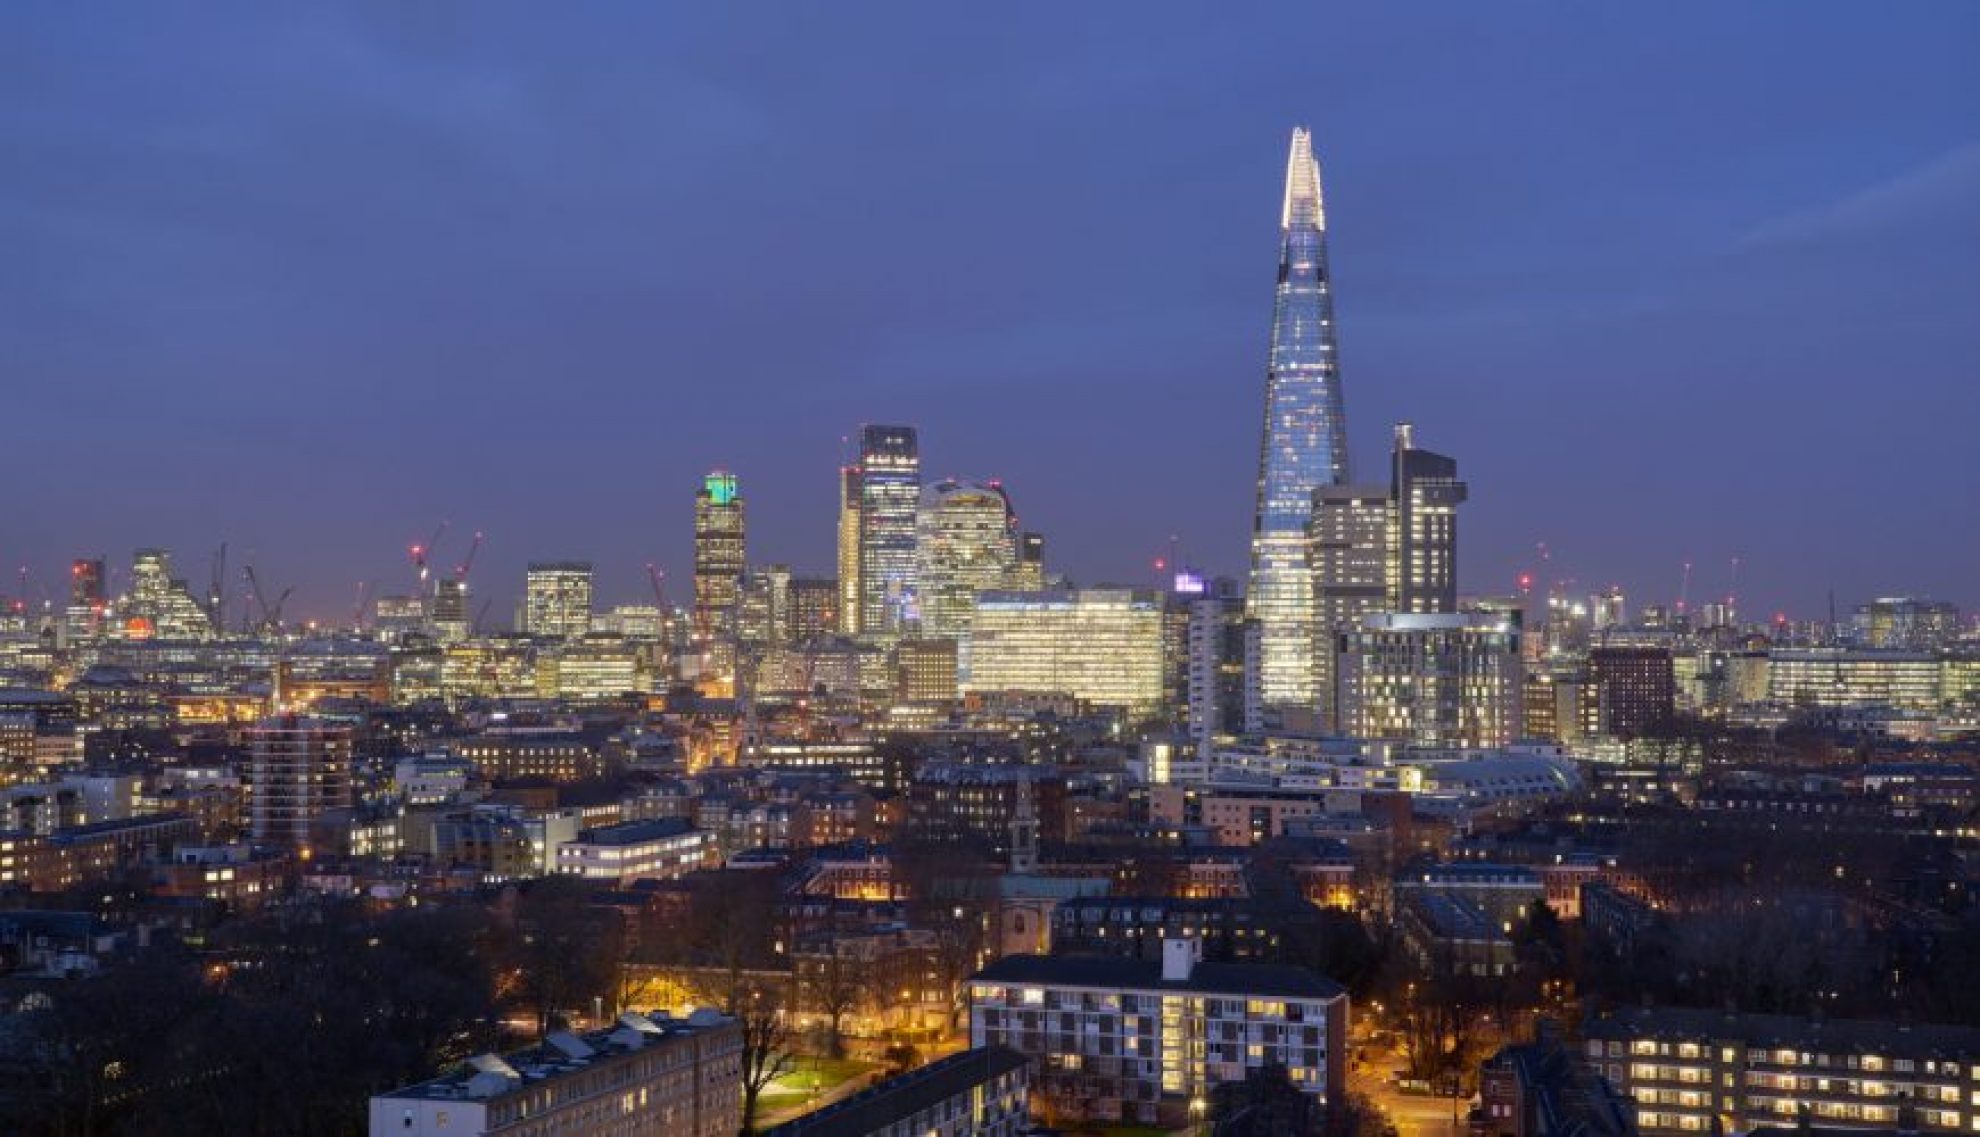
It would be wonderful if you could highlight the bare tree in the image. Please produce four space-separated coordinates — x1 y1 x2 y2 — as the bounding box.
736 981 798 1136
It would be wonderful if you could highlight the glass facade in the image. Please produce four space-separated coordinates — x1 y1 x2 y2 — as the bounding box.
852 425 921 639
916 478 1019 640
964 589 1165 713
1248 127 1350 717
522 562 593 640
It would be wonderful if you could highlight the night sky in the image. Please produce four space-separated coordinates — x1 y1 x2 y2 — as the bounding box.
6 4 1977 626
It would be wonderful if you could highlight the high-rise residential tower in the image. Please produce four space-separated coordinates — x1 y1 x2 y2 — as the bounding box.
248 714 353 849
521 562 593 640
1388 423 1467 615
1247 127 1350 722
1311 484 1390 727
844 425 921 639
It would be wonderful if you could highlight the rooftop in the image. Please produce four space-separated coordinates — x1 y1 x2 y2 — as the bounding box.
971 953 1345 1001
1585 1006 1980 1057
762 1046 1027 1137
572 817 699 846
375 1008 735 1104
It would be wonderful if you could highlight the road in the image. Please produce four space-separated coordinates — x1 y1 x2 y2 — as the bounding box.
1349 1026 1470 1137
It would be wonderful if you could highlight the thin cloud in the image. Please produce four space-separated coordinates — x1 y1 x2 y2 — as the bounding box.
1740 141 1980 247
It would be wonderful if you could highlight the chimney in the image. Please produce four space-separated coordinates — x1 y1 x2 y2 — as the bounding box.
1161 935 1201 982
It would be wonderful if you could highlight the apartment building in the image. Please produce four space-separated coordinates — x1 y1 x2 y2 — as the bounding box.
762 1046 1029 1137
1584 1006 1980 1135
966 937 1347 1128
369 1009 740 1137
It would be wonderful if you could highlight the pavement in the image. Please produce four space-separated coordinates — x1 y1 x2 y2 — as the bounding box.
1349 1027 1471 1137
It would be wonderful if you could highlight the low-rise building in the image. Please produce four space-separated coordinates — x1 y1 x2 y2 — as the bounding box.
369 1008 741 1137
1476 1025 1635 1137
762 1046 1029 1137
556 818 717 885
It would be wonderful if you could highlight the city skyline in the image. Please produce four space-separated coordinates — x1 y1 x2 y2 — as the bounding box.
6 5 1977 624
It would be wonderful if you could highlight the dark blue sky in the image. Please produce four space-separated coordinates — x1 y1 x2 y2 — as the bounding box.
5 4 1977 625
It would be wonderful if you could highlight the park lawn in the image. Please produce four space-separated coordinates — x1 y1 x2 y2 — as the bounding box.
756 1056 882 1114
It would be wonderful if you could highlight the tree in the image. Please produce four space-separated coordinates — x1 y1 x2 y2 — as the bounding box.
506 876 625 1033
895 840 998 1030
1210 1062 1323 1136
804 933 873 1058
681 870 784 1010
736 980 798 1136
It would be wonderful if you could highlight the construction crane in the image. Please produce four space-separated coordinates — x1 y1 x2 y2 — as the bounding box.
657 566 681 653
209 543 228 630
454 531 484 583
1677 560 1693 615
408 520 450 591
242 565 293 637
472 598 494 635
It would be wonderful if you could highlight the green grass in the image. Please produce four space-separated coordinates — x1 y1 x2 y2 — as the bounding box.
756 1056 882 1116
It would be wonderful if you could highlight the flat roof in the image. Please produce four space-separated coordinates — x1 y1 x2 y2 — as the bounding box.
972 953 1345 1001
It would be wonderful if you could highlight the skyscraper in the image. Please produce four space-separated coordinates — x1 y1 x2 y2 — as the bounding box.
836 465 863 637
521 562 593 639
916 478 1018 640
1388 423 1466 615
127 548 214 640
692 472 747 644
1247 127 1350 721
64 557 105 644
846 425 921 639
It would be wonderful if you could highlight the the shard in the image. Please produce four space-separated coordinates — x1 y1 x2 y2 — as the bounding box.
1246 126 1351 720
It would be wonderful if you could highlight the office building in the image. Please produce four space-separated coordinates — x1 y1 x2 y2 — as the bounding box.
1335 612 1524 748
453 732 602 783
555 818 718 885
1588 647 1676 738
521 562 593 640
1247 127 1352 720
738 562 790 647
762 1046 1030 1137
788 576 839 643
1852 597 1961 651
63 557 106 643
1765 650 1944 711
842 425 921 639
1584 1006 1980 1136
693 471 747 653
369 1009 742 1137
1013 532 1047 591
965 590 1165 714
916 479 1018 640
837 465 863 636
432 577 470 641
127 548 214 640
896 637 960 707
247 715 353 849
968 938 1348 1128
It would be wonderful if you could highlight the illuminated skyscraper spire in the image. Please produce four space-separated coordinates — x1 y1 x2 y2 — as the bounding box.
1247 126 1350 722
